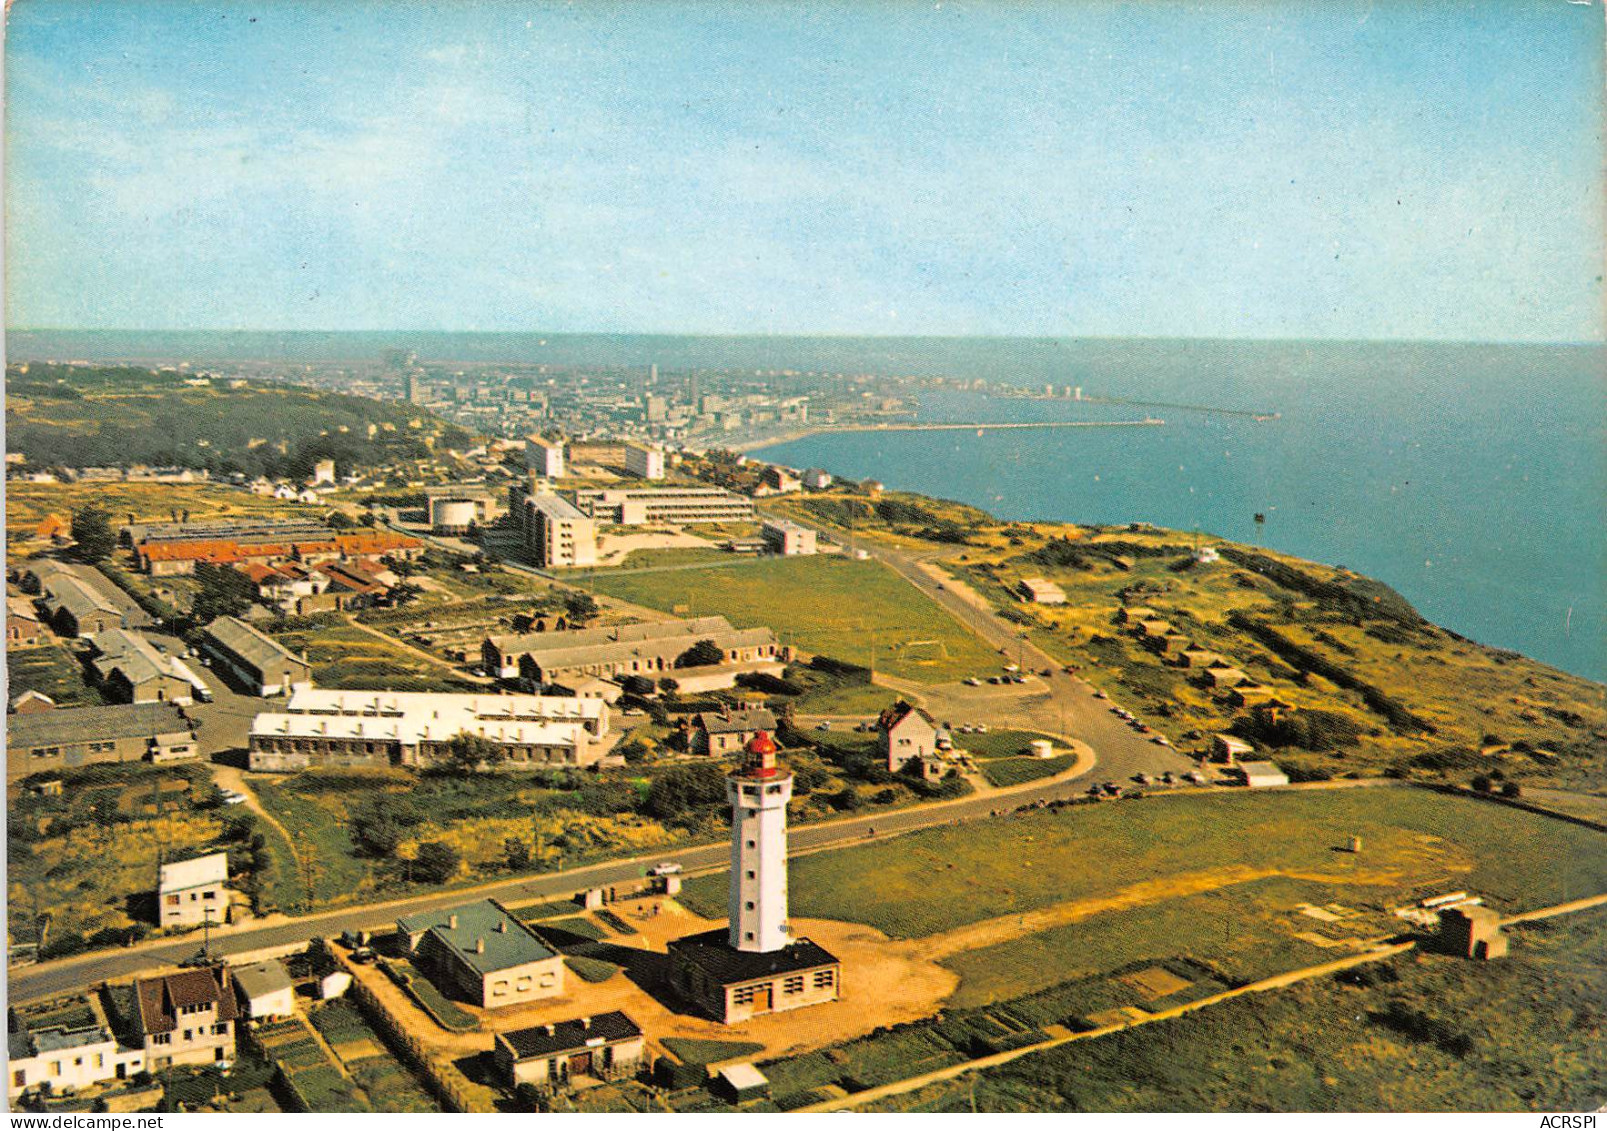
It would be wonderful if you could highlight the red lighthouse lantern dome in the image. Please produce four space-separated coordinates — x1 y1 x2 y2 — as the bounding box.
744 730 778 774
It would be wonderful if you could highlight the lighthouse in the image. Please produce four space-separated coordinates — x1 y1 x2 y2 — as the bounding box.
666 730 842 1023
727 730 791 952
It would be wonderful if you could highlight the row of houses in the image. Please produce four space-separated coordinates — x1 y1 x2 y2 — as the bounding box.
135 529 422 576
235 555 398 615
8 959 299 1101
248 687 613 772
1117 604 1286 708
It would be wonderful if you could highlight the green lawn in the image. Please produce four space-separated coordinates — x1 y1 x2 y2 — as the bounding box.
583 555 998 683
565 955 621 983
981 756 1074 787
941 875 1354 1008
678 786 1607 939
251 780 374 910
960 729 1060 759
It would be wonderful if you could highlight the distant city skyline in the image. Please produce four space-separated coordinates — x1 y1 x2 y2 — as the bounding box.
5 1 1603 343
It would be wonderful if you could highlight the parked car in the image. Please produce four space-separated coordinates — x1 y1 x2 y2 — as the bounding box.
1092 689 1108 699
964 677 982 686
648 862 684 876
220 791 247 806
816 722 831 731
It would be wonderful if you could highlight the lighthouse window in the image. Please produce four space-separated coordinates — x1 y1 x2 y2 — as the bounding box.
746 840 756 849
744 931 755 942
746 870 755 879
766 785 783 795
745 901 755 910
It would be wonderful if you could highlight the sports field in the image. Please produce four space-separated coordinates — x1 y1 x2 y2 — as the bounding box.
582 554 999 682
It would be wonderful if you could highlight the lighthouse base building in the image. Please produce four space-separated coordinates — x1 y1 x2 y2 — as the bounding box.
667 729 840 1024
667 930 840 1024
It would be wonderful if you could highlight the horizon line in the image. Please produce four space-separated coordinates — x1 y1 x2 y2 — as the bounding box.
6 328 1604 349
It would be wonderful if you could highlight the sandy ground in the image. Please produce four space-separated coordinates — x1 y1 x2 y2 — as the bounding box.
593 529 718 566
339 894 956 1063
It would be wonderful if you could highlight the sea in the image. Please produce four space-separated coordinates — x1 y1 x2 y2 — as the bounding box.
8 332 1603 682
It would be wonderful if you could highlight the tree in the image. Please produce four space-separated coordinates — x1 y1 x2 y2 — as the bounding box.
413 841 460 884
71 505 116 563
390 582 423 606
621 675 656 697
646 764 729 825
658 677 680 695
444 731 504 775
832 787 864 812
352 798 404 857
562 590 599 623
1499 780 1522 799
327 511 355 530
190 561 255 623
504 837 531 871
1470 774 1492 793
676 639 726 669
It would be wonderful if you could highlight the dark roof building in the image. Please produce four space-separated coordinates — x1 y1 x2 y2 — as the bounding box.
493 1011 646 1091
691 707 777 756
200 616 312 696
7 702 197 781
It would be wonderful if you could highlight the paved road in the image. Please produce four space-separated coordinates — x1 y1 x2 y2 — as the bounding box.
765 510 1197 786
8 766 1099 1004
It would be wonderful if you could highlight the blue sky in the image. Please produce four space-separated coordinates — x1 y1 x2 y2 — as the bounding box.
5 1 1602 339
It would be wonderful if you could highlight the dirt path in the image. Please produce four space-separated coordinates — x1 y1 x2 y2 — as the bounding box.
211 764 310 907
912 862 1412 961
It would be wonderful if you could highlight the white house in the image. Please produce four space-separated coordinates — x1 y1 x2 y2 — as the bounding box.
7 1024 145 1101
158 851 229 929
230 959 295 1021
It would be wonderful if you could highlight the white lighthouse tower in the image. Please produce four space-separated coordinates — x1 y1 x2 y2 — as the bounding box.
727 731 792 953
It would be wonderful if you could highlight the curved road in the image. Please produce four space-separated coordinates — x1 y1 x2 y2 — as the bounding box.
10 765 1100 1004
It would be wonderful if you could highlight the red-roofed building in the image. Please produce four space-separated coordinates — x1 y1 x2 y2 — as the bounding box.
123 968 238 1069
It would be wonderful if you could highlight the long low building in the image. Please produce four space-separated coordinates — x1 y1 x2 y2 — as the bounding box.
200 616 313 696
483 615 735 680
248 687 611 772
28 561 150 637
486 616 787 687
89 628 209 706
568 486 754 526
137 529 423 575
7 702 198 781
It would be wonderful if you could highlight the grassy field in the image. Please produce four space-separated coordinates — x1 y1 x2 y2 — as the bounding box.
4 643 102 706
677 785 1607 939
267 621 483 692
5 481 315 529
959 729 1061 759
582 554 998 683
941 874 1371 1008
981 756 1074 787
7 763 224 947
866 909 1607 1112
